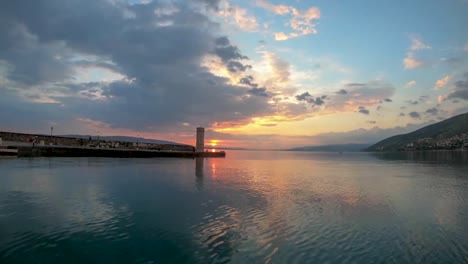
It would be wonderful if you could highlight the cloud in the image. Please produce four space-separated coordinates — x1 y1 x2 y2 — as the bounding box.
295 92 325 106
384 98 392 102
425 107 439 116
0 0 277 133
358 106 370 115
259 51 291 88
464 43 468 52
444 72 468 101
256 0 290 15
209 120 435 148
434 75 451 90
295 91 312 101
248 87 269 97
438 95 445 103
197 0 222 10
239 75 258 88
403 53 425 69
367 120 377 124
418 95 429 102
409 35 431 51
405 80 416 88
408 111 421 119
255 0 320 41
214 37 249 66
218 4 259 32
336 89 348 95
403 35 430 69
327 81 395 112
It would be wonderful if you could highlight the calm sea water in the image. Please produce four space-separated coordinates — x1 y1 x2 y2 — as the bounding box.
0 151 467 263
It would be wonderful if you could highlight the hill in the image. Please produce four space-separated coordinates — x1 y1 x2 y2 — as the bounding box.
366 112 468 151
62 135 185 145
288 143 370 152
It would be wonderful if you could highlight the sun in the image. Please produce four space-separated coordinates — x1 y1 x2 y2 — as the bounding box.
210 139 219 147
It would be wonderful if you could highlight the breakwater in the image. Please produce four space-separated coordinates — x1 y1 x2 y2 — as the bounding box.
16 145 225 158
0 131 193 152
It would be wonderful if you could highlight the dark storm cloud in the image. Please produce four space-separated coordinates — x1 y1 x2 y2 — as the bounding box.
215 36 230 47
196 0 221 10
296 92 312 101
406 100 418 105
239 75 258 88
446 73 468 101
336 89 348 95
418 95 429 102
248 87 269 97
384 98 392 102
347 83 366 87
314 97 325 105
0 0 274 131
409 111 421 119
425 107 439 116
358 106 370 115
214 36 252 73
296 92 326 106
227 61 252 73
215 45 248 62
239 75 270 96
0 19 73 85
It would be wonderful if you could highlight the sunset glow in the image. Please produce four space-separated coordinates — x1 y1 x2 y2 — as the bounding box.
0 0 466 149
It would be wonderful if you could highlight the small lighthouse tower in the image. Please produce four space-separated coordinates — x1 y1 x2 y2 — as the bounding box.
196 127 205 152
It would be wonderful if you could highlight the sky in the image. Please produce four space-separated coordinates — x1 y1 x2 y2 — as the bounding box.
0 0 467 149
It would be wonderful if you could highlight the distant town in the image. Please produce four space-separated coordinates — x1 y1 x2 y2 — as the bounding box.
378 133 468 151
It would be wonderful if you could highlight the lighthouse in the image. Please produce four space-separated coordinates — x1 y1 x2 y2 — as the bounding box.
196 127 205 152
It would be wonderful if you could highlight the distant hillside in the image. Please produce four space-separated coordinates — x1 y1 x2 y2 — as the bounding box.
366 112 468 151
62 135 186 146
288 143 370 152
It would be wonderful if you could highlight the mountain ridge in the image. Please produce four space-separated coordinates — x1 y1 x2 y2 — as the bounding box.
287 143 370 152
366 112 468 151
62 135 187 146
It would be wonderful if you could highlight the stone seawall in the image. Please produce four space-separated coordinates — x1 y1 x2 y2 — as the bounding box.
0 131 193 152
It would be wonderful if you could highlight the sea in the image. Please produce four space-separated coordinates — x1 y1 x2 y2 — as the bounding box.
0 150 467 263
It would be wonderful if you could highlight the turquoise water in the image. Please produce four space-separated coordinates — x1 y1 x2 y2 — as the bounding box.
0 151 467 263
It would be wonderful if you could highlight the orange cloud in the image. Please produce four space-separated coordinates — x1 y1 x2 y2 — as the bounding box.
403 52 424 69
403 35 431 69
256 0 320 41
256 0 291 15
218 4 259 32
434 75 451 90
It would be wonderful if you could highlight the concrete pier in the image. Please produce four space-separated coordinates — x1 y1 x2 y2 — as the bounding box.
16 145 225 158
1 128 227 159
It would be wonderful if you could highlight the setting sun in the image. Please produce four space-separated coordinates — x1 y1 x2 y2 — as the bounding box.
210 140 219 147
